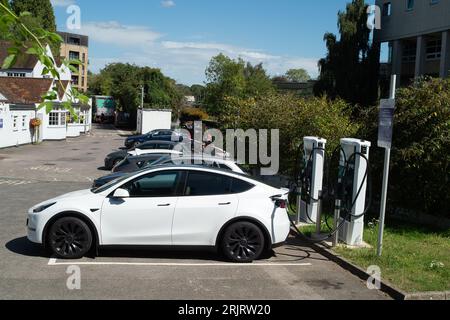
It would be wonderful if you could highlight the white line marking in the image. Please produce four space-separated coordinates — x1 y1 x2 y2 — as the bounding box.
47 259 311 267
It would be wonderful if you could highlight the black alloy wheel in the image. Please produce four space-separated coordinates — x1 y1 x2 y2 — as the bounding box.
48 217 93 259
222 221 265 263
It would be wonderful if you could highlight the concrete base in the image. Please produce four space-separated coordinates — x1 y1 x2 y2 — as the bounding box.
337 241 373 250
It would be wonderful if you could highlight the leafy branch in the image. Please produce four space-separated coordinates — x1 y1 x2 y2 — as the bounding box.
0 2 88 119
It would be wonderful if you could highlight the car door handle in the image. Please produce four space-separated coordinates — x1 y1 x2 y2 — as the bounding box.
157 203 171 207
218 202 231 206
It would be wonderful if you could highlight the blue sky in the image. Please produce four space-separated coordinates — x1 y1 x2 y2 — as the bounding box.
51 0 371 85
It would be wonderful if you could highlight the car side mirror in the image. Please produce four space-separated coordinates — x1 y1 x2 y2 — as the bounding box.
113 188 130 198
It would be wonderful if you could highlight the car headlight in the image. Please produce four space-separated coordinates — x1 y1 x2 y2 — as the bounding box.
33 202 56 213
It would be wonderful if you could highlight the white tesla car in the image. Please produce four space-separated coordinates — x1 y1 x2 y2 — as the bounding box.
27 166 290 262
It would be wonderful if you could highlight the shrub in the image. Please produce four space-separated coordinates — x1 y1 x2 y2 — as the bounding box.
389 78 450 217
180 107 209 124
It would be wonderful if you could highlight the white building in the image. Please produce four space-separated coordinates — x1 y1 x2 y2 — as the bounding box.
0 41 90 149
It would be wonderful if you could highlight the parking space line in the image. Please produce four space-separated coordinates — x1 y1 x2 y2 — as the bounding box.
48 258 312 267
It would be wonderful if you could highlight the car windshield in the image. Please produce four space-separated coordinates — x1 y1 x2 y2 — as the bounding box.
91 173 134 194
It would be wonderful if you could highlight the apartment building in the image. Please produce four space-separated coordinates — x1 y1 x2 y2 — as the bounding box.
58 31 89 92
374 0 450 86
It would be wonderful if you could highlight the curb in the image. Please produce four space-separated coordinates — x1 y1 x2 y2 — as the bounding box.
308 241 407 300
404 291 450 300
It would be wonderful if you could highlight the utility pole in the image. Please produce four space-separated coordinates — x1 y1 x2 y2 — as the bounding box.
377 74 396 257
140 85 145 109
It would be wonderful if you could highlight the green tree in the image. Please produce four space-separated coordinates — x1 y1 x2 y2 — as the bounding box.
204 53 274 116
315 0 379 108
90 63 182 115
10 0 56 32
285 68 311 83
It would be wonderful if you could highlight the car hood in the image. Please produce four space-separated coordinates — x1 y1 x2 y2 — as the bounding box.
107 150 127 158
95 172 126 183
127 134 146 141
52 189 94 201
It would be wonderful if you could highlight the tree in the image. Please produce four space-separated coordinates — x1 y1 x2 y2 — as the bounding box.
285 68 311 83
90 63 182 115
204 53 274 116
10 0 56 32
314 0 379 108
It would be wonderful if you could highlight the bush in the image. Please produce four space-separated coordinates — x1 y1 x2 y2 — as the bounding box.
180 107 209 123
389 78 450 217
218 93 360 175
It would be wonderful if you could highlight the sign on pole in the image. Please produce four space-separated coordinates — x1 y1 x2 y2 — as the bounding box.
378 99 395 149
377 75 396 257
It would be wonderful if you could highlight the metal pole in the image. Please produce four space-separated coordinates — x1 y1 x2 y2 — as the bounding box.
315 191 323 235
332 199 341 247
377 74 396 257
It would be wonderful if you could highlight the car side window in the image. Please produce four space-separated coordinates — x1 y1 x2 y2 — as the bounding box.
184 171 232 196
231 178 254 194
141 144 155 150
121 171 180 197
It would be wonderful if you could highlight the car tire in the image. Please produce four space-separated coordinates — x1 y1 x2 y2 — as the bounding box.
221 221 265 263
48 217 93 259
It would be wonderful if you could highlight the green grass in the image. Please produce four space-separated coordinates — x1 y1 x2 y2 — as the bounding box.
291 212 450 293
333 220 450 293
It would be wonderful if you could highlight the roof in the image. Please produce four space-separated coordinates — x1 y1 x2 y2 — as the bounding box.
0 41 39 70
56 80 70 100
0 77 53 104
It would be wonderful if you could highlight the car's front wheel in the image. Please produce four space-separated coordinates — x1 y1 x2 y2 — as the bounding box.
48 217 93 259
221 221 265 263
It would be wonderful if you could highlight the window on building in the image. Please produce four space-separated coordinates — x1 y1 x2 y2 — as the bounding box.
69 51 80 60
430 0 440 5
22 115 27 130
426 39 442 60
71 75 79 86
402 41 417 63
82 53 86 63
383 2 392 16
13 115 18 131
49 112 59 126
60 112 66 126
68 37 81 45
406 0 414 10
7 72 26 77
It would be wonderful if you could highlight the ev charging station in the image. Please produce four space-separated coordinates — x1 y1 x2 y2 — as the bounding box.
338 138 371 246
297 137 326 224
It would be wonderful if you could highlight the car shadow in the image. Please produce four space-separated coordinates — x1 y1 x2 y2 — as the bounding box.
97 166 111 171
5 237 277 262
6 237 50 258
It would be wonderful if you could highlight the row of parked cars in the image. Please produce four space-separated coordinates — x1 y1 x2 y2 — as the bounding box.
26 129 291 263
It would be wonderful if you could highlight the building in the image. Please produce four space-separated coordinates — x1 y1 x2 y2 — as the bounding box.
0 77 91 149
58 31 89 92
0 41 71 80
272 80 316 97
374 0 450 86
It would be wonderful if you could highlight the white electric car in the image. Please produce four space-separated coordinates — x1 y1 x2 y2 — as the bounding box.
27 166 290 262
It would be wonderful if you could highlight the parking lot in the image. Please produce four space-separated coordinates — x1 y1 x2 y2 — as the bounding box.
0 125 390 300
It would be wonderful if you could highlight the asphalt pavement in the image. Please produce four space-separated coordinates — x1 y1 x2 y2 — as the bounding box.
0 125 390 300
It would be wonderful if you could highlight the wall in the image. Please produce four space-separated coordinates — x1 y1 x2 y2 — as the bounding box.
375 0 450 42
140 109 172 134
0 104 35 148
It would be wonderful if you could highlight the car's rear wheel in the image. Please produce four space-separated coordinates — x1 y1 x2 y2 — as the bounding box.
221 221 265 263
48 217 93 259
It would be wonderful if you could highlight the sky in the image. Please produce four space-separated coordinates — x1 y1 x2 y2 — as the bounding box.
51 0 369 86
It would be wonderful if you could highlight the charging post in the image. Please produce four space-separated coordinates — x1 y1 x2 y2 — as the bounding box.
298 137 327 224
377 75 397 256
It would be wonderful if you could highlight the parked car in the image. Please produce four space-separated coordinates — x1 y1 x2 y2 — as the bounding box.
104 141 178 170
112 150 182 173
124 129 186 149
27 166 290 262
94 155 247 188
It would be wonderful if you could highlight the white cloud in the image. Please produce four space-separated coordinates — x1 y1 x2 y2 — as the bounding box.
78 21 162 47
161 1 176 8
51 0 75 7
83 21 318 85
